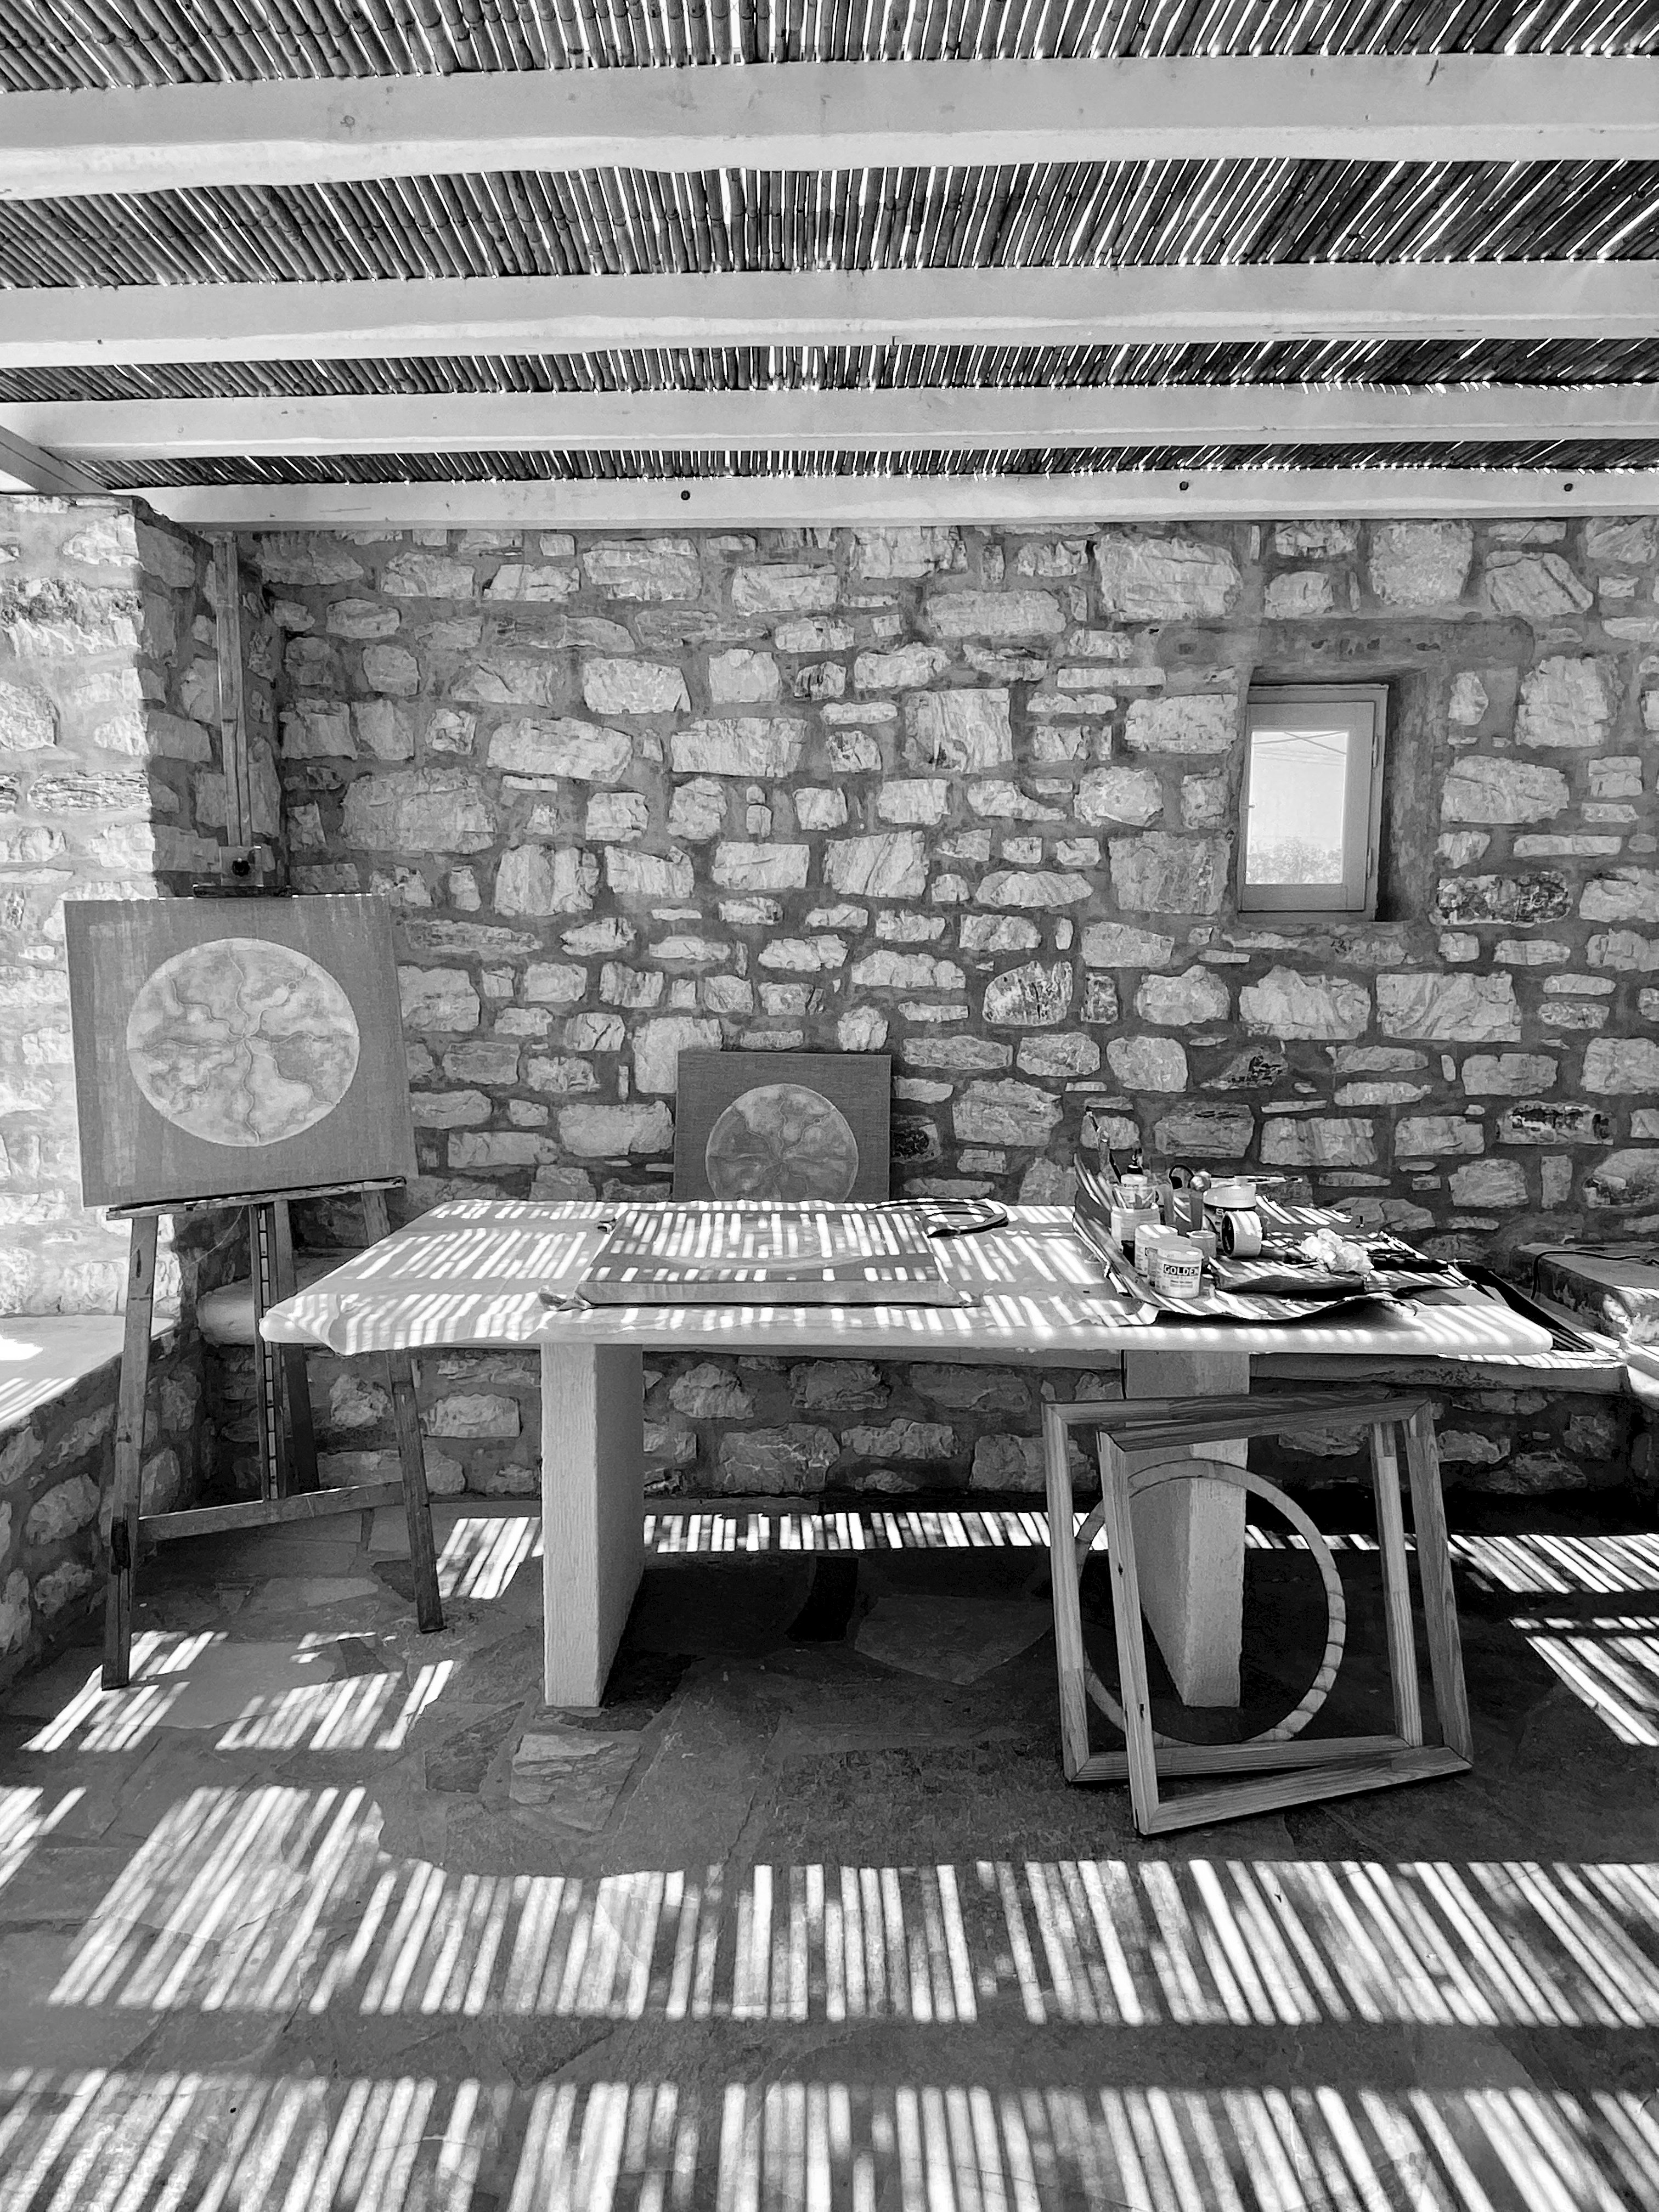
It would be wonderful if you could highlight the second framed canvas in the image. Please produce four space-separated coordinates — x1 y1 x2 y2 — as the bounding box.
673 1052 891 1203
65 894 417 1212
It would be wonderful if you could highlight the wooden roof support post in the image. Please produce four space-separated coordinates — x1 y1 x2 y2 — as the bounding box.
211 534 261 885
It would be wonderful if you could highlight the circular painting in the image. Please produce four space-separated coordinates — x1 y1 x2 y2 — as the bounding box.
126 936 361 1149
704 1083 861 1202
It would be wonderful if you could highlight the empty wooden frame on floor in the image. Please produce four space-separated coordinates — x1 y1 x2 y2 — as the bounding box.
1041 1389 1472 1834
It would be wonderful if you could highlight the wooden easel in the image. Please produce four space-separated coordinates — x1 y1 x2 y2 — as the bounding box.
97 543 442 1688
103 1177 443 1690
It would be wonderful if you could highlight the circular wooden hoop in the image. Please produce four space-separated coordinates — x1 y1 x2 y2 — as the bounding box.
1074 1456 1347 1749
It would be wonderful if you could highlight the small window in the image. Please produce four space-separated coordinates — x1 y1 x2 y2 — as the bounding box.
1239 685 1386 918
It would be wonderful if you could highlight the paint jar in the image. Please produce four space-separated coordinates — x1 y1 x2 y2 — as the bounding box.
1113 1204 1162 1255
1150 1239 1203 1297
1133 1222 1180 1277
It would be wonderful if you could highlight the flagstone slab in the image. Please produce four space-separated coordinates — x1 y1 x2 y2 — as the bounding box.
508 1724 640 1830
769 1717 1025 1759
244 1576 387 1615
853 1595 1051 1684
0 1931 157 2070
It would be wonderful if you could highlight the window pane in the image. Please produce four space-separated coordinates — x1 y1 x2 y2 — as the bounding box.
1244 723 1351 885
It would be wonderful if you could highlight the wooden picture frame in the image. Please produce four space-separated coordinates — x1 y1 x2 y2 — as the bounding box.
1041 1390 1472 1833
672 1051 891 1203
65 894 416 1212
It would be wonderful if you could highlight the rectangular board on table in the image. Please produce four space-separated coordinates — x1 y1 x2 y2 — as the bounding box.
65 894 416 1211
578 1201 965 1305
672 1052 891 1203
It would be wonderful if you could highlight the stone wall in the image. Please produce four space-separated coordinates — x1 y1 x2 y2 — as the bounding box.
244 515 1659 1500
0 492 274 1672
0 493 279 1316
208 1329 1120 1504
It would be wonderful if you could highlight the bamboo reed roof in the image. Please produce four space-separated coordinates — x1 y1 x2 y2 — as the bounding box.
1 5 1655 488
5 160 1657 292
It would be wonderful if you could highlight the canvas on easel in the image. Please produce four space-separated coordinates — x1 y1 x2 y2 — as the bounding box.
65 894 415 1211
64 893 439 1689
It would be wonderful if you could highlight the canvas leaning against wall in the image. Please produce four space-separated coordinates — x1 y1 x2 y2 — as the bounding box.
673 1052 892 1203
64 894 417 1212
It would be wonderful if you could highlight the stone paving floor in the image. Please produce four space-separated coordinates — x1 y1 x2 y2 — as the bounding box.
0 1492 1655 2209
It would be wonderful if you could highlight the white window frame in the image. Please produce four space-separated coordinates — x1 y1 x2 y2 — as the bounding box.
1238 685 1387 919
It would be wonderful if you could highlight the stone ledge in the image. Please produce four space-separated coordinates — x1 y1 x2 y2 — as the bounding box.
0 1309 182 1436
0 1305 201 1692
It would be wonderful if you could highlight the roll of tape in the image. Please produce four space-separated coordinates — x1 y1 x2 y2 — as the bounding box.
1220 1209 1262 1258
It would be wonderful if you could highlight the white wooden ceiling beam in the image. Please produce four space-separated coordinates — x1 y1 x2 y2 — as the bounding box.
7 263 1657 373
2 57 1654 204
13 383 1657 462
142 470 1659 534
0 425 105 496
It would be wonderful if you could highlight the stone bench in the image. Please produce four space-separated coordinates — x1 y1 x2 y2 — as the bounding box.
1255 1345 1628 1393
1259 1265 1656 1494
1531 1246 1659 1345
196 1256 345 1347
1526 1246 1659 1419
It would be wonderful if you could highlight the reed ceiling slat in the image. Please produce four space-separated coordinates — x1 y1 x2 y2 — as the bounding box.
1 0 1654 86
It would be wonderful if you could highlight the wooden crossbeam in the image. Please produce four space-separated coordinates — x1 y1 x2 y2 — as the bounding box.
145 467 1659 534
1 58 1654 204
0 423 105 497
5 262 1657 373
141 1481 405 1544
16 383 1656 463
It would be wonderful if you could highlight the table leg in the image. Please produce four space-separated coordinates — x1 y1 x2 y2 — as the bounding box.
269 1197 319 1495
540 1341 644 1707
1121 1348 1249 1708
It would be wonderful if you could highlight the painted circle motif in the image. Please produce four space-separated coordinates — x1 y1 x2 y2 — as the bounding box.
1075 1456 1347 1749
125 936 360 1149
703 1083 861 1202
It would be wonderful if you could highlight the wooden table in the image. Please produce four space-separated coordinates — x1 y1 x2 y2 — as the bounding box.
263 1200 1555 1707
